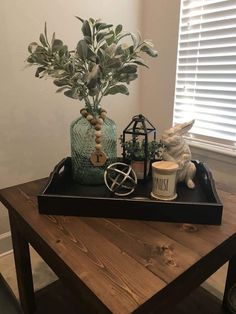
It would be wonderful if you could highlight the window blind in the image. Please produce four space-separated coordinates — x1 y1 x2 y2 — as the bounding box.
174 0 236 146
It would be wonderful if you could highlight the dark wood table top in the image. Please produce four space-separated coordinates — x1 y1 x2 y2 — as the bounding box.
1 179 236 314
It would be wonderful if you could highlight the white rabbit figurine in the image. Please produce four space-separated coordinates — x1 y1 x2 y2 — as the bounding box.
161 120 196 189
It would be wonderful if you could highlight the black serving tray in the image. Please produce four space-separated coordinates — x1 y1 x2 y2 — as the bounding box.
37 157 223 225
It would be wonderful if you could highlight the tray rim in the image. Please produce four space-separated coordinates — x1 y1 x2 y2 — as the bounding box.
37 157 223 225
39 157 222 207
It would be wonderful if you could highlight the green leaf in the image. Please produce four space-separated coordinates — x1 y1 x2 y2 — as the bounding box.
87 47 97 62
72 72 84 82
140 44 158 57
53 79 69 86
97 48 105 62
104 43 116 57
88 87 99 96
104 84 129 96
39 33 47 47
52 39 63 52
106 32 115 46
129 46 134 54
58 45 68 57
89 17 95 24
96 23 113 31
27 55 36 63
96 31 106 43
56 86 69 93
116 32 131 43
51 32 56 46
121 65 137 73
99 42 108 51
144 40 154 47
87 64 100 82
115 24 122 35
44 22 49 45
56 87 68 93
75 16 84 23
84 36 92 44
82 20 91 37
76 39 88 60
65 62 74 73
35 66 45 77
106 58 122 69
133 60 149 68
64 88 79 99
35 46 46 53
28 42 38 53
131 33 139 50
114 44 123 56
118 73 138 83
127 73 138 82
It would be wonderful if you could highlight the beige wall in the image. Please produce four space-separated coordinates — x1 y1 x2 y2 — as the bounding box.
0 0 143 236
140 0 181 138
0 0 142 190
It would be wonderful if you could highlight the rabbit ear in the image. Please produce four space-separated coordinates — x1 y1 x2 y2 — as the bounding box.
177 120 195 135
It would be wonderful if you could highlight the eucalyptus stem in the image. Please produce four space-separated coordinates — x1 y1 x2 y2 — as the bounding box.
26 17 157 107
84 96 92 112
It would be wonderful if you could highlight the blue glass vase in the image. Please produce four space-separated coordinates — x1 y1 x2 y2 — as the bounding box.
70 113 117 185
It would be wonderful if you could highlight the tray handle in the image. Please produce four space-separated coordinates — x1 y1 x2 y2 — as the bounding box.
51 157 68 176
197 160 222 205
40 157 71 194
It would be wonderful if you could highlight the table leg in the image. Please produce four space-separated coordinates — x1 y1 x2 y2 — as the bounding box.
9 212 36 314
223 254 236 313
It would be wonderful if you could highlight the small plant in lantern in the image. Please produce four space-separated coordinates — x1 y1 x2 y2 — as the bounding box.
120 114 158 180
120 136 158 161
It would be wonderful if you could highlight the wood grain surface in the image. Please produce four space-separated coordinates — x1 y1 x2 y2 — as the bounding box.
1 179 236 314
34 280 228 314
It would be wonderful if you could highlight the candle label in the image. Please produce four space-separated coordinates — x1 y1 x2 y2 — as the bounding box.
152 173 176 197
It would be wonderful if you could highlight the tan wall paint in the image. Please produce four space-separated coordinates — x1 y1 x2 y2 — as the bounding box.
0 0 142 234
140 0 181 137
0 0 143 189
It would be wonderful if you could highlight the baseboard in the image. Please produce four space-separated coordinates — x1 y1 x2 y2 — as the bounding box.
0 232 13 257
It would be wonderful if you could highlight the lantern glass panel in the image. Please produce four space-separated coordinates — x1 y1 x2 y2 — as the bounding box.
122 114 157 180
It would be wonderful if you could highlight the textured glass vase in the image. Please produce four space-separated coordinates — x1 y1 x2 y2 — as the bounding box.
70 114 117 185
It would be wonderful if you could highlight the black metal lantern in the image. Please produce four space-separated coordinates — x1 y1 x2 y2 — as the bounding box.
122 114 157 180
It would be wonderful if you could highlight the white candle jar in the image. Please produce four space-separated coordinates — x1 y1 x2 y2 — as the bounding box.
151 161 179 201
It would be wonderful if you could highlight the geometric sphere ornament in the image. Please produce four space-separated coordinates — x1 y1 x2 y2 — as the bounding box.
104 162 137 196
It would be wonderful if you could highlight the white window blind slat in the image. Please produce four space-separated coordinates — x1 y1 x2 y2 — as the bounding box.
175 91 236 101
180 32 236 44
175 97 236 108
178 51 236 58
176 84 236 92
178 60 236 66
182 0 231 10
181 11 236 27
177 76 236 83
174 0 236 146
175 104 236 117
180 23 236 35
182 2 236 19
183 1 236 10
179 40 236 51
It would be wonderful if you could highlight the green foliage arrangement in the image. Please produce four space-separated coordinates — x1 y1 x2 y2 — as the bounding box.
120 136 159 161
27 17 157 112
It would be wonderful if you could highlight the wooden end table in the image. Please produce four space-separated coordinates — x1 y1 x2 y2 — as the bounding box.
0 179 236 314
